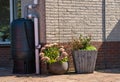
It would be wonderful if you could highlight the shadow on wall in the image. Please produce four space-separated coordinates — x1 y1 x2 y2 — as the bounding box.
101 0 120 41
96 0 120 70
106 20 120 68
107 20 120 41
97 20 120 70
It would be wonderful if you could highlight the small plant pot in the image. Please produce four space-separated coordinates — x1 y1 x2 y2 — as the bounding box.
48 62 69 75
72 50 97 73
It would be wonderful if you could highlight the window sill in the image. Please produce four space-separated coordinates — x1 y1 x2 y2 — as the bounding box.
0 42 11 46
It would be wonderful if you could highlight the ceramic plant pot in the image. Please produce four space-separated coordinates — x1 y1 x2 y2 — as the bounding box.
48 62 69 75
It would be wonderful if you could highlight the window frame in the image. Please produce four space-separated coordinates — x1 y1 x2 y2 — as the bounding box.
0 0 18 45
10 0 18 23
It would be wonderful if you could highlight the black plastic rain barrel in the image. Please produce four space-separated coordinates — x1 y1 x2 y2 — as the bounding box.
11 18 35 74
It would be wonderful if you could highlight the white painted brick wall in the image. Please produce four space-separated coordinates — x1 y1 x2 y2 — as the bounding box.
106 0 120 41
46 0 103 43
21 0 120 42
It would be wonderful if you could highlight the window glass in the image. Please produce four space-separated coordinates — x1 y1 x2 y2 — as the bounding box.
0 0 10 43
0 0 21 44
17 0 21 18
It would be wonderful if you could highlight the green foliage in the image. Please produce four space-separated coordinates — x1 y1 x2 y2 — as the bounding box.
0 25 10 41
0 0 10 41
79 34 91 49
0 0 10 24
71 38 83 50
81 45 97 51
17 0 21 18
60 57 68 63
40 43 69 64
71 34 97 51
43 45 59 63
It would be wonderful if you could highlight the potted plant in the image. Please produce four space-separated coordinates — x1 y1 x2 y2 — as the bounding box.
71 34 97 73
40 43 69 75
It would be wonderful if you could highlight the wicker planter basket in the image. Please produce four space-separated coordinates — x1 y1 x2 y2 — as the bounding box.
72 50 97 73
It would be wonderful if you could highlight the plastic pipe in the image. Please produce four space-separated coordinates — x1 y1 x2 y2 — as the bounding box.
34 0 38 5
34 17 40 74
33 0 40 74
25 4 36 19
28 14 40 74
27 0 40 74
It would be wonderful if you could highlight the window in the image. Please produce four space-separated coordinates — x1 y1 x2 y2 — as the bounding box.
0 0 10 44
0 0 21 44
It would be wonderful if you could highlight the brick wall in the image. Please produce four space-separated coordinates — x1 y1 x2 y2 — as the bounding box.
44 0 120 72
46 0 103 42
72 41 120 70
1 0 120 72
41 42 120 74
21 0 46 43
0 46 12 67
93 42 120 69
46 0 120 42
1 41 120 71
106 0 120 41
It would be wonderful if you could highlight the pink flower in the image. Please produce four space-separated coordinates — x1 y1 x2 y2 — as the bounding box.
39 52 44 57
53 43 58 46
56 56 62 61
59 48 65 53
45 56 50 61
61 51 68 58
41 57 45 61
49 44 54 47
41 56 50 62
60 46 64 48
41 47 46 52
45 44 51 48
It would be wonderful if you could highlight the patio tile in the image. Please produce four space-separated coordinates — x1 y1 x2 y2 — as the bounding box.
0 68 119 82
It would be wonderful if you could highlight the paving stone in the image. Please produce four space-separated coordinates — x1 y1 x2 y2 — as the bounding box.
0 68 120 82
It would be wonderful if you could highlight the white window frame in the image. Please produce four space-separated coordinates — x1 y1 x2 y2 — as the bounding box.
10 0 18 23
0 0 18 45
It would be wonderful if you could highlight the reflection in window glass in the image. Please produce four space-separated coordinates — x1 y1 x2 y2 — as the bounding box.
17 0 21 18
0 0 10 43
0 0 21 44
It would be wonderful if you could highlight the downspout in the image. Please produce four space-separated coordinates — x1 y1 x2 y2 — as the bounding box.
10 0 14 23
26 0 40 74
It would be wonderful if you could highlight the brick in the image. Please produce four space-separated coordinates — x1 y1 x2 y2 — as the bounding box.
0 46 12 67
46 0 103 42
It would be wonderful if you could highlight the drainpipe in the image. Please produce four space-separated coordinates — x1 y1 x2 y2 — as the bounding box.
27 0 40 74
34 0 38 5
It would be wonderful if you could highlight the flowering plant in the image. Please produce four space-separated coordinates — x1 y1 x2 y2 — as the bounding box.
40 43 68 64
71 34 97 51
